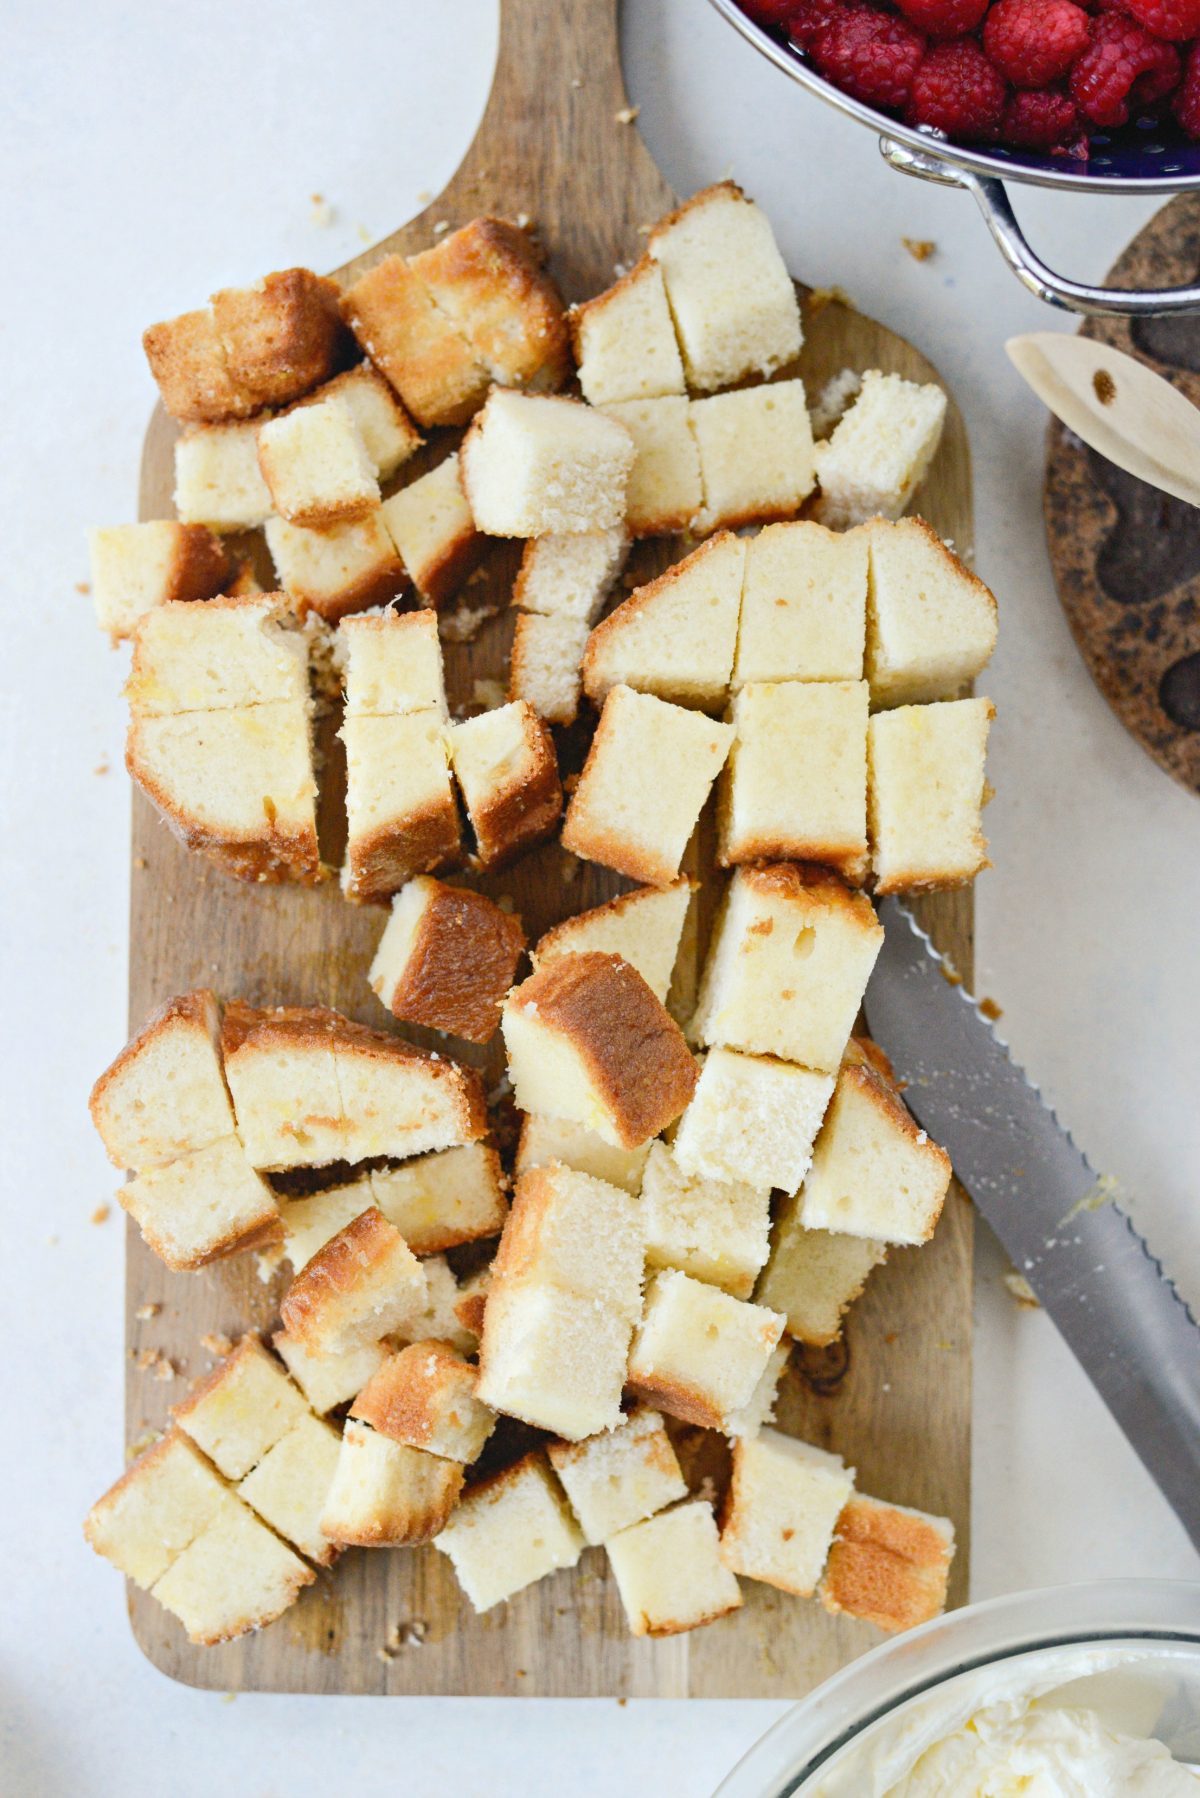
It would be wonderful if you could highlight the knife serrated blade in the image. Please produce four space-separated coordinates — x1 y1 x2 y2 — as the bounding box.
866 897 1200 1551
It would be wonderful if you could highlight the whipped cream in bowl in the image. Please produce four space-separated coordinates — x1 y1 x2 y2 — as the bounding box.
716 1583 1200 1798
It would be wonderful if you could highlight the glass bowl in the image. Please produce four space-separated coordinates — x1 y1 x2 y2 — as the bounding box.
716 1581 1200 1795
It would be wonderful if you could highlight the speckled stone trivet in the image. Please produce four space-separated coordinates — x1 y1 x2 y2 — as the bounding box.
1044 196 1200 798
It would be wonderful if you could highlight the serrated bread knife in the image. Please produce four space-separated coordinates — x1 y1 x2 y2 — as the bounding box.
865 898 1200 1551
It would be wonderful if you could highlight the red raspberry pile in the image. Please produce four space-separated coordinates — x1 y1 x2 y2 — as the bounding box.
739 0 1200 150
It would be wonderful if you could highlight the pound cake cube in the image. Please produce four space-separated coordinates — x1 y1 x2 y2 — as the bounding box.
125 592 308 716
756 1202 887 1346
448 700 562 870
278 1178 373 1271
478 1276 631 1439
280 1207 427 1357
548 1408 687 1545
798 1054 952 1245
571 258 686 407
120 1134 281 1271
601 396 702 537
88 521 231 641
238 1412 344 1565
143 307 259 424
492 1163 644 1323
174 420 274 531
691 380 816 533
90 989 233 1171
725 1337 792 1441
83 1429 231 1589
515 1114 651 1196
628 1269 785 1431
272 1329 388 1417
409 216 569 391
340 608 447 719
562 685 733 886
435 1451 584 1613
502 952 698 1150
733 520 868 686
340 709 461 903
719 680 869 880
460 390 634 537
512 526 629 623
297 363 421 479
815 370 947 529
256 394 379 528
265 512 407 623
648 181 801 391
532 876 691 1003
583 532 743 710
210 268 347 408
369 1142 508 1255
151 1498 314 1644
171 1335 310 1481
220 1002 346 1169
607 1500 743 1636
379 453 484 609
394 1254 477 1356
868 698 994 895
339 253 491 427
331 1017 487 1163
453 1267 492 1341
352 1341 496 1464
370 876 525 1043
819 1493 955 1633
694 863 884 1072
674 1049 834 1195
864 517 998 707
720 1429 854 1596
640 1140 770 1300
321 1418 464 1546
509 612 588 725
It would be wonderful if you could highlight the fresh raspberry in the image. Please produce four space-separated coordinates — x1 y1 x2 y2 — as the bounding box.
908 38 1009 137
892 0 989 40
1069 12 1181 123
1174 40 1200 132
786 0 850 51
983 0 1091 86
739 0 802 29
811 5 928 110
1001 85 1083 141
1122 0 1200 40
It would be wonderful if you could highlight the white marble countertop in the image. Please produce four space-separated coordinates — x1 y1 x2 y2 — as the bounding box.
3 1 1198 1791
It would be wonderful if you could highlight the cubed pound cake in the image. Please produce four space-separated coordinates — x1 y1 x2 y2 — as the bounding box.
125 592 308 716
640 1140 771 1300
693 863 884 1073
863 517 998 707
690 381 815 534
515 1113 651 1197
725 1337 792 1441
340 709 462 903
547 1408 687 1545
647 181 802 392
868 698 994 895
256 394 379 528
150 1497 314 1645
490 1163 644 1326
120 1134 281 1271
408 216 569 392
460 391 635 537
719 681 869 882
600 396 702 537
88 521 231 641
531 876 691 1004
607 1500 743 1637
509 612 589 726
277 1176 373 1271
583 533 744 710
732 520 868 687
321 1418 464 1547
339 607 447 719
352 1341 496 1464
435 1451 584 1613
293 363 422 480
562 685 733 886
502 953 697 1150
265 513 407 623
814 370 947 529
512 526 630 623
756 1202 887 1347
448 700 562 870
674 1048 834 1195
797 1049 952 1245
238 1411 344 1565
338 253 492 428
171 1335 310 1480
369 876 524 1044
174 421 274 532
280 1207 427 1358
83 1428 231 1590
367 1143 507 1255
479 1276 633 1440
571 257 686 407
628 1268 785 1432
720 1430 854 1597
90 989 233 1171
272 1329 389 1416
819 1494 955 1633
144 308 261 425
379 454 484 609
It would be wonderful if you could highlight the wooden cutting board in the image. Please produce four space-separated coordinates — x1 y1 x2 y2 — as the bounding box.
126 0 974 1696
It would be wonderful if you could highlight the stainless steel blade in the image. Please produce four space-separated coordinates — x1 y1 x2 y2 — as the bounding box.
866 897 1200 1552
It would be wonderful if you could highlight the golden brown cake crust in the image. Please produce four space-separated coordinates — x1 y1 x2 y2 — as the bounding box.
382 881 526 1043
89 989 224 1162
819 1496 953 1633
511 952 698 1148
279 1206 400 1348
344 794 464 907
409 217 570 391
350 1339 475 1447
339 254 489 428
625 1368 725 1433
454 1288 490 1339
211 269 350 408
721 835 870 886
166 526 234 606
142 309 261 424
468 708 563 871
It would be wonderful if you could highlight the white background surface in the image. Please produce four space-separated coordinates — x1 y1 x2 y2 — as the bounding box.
3 2 1199 1792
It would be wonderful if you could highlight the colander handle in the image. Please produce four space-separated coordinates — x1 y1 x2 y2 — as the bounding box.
881 139 1200 316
